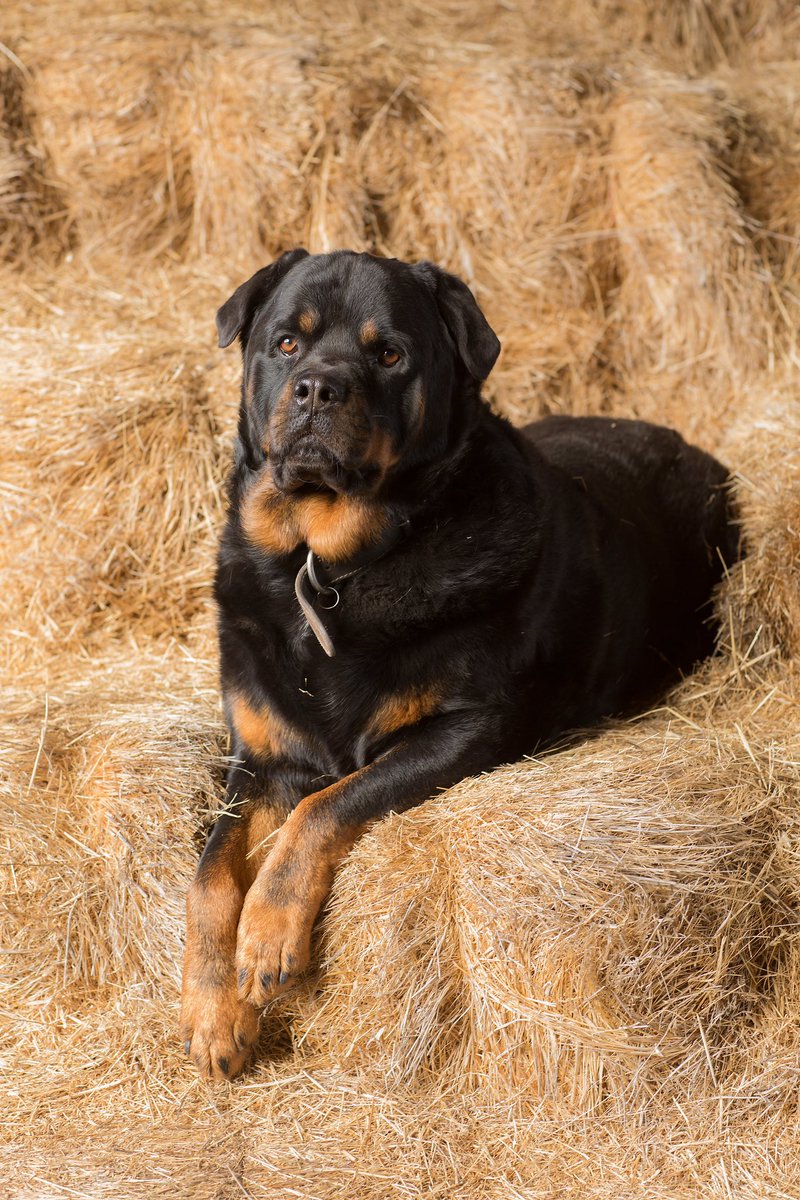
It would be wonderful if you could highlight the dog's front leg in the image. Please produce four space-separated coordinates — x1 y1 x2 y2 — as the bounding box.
181 765 297 1079
236 711 506 1007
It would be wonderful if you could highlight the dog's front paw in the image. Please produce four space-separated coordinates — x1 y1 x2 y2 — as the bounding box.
235 881 313 1007
180 977 260 1080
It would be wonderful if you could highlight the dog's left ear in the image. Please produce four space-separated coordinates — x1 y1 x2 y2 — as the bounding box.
414 262 500 381
216 248 309 348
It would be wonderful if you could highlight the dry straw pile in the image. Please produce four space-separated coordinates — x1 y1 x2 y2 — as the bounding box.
2 1 800 1196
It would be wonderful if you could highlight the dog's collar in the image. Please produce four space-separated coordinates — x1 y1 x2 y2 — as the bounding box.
294 520 409 657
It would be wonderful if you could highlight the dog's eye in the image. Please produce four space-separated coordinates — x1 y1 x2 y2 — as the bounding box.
279 336 298 356
379 348 400 368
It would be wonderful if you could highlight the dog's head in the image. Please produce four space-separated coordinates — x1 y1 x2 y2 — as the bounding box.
217 250 500 496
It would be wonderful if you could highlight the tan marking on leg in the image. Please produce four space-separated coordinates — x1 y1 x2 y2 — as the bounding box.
236 780 368 1006
245 803 290 878
180 967 259 1081
181 831 259 1079
367 684 441 739
229 693 304 759
184 871 243 988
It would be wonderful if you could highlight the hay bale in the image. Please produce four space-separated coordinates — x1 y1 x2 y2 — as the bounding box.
719 387 800 662
607 71 770 440
3 0 800 1195
0 274 234 675
722 64 800 291
292 673 796 1110
589 0 800 73
369 59 617 424
0 56 68 263
291 55 792 429
20 12 316 268
0 663 219 1008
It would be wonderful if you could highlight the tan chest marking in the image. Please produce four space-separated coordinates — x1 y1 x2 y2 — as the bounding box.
367 684 442 740
241 472 388 561
229 693 304 760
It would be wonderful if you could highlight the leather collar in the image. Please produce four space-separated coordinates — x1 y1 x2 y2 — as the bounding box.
294 519 410 657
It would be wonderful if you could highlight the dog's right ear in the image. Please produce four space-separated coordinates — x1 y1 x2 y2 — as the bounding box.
216 249 309 349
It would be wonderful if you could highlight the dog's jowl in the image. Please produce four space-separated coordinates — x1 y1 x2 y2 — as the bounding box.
181 249 739 1079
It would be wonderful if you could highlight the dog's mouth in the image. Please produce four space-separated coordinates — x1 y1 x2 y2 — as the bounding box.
270 435 372 495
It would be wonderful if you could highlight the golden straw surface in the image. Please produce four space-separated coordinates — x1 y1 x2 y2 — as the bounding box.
2 2 800 1196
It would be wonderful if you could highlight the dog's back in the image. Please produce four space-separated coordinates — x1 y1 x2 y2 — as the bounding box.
520 414 739 707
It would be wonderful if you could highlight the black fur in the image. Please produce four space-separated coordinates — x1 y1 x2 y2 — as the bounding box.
214 250 737 808
182 250 739 1075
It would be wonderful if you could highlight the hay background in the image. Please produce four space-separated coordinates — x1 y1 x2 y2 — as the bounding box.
2 1 800 1195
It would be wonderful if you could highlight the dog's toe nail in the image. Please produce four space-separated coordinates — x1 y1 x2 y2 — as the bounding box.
218 1057 229 1075
279 970 289 985
184 1040 191 1055
237 968 247 989
260 972 272 991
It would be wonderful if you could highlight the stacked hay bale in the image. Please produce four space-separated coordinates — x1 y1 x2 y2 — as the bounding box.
2 2 799 1196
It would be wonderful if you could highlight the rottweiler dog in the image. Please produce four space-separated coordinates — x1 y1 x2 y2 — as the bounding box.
181 249 738 1079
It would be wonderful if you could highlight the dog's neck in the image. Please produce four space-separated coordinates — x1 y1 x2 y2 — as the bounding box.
293 520 410 657
308 517 410 579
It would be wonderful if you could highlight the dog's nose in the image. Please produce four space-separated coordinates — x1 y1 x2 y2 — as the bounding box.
293 374 346 408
